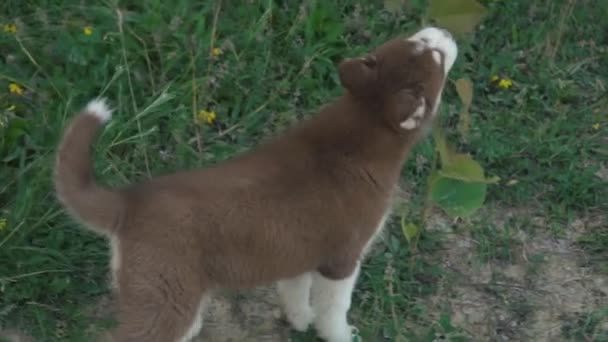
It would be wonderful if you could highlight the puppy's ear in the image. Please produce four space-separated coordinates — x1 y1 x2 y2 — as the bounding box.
338 55 377 96
387 90 427 132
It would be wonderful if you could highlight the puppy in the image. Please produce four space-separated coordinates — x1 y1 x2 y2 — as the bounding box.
54 27 457 342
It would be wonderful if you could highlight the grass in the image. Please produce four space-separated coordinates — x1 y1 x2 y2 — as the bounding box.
561 308 608 342
1 0 607 341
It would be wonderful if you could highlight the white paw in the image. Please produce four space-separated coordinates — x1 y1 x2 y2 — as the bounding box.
317 322 356 342
285 305 315 332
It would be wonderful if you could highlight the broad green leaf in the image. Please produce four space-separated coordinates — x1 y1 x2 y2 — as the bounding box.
401 218 419 245
441 153 483 180
439 153 500 184
430 171 487 218
427 0 487 36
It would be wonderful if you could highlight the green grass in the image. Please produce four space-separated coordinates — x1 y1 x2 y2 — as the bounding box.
561 308 608 342
1 0 607 341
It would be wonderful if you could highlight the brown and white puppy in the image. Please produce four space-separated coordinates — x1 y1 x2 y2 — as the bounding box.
54 27 457 342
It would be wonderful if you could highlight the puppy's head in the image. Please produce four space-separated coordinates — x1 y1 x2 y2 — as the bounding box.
338 27 458 133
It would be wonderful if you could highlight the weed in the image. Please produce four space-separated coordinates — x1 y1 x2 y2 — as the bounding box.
561 308 608 342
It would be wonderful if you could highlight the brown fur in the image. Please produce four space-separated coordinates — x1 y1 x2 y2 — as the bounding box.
55 33 452 341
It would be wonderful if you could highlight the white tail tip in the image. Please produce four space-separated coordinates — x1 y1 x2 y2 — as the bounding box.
85 98 112 123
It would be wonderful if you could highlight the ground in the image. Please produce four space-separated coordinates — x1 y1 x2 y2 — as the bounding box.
0 0 607 341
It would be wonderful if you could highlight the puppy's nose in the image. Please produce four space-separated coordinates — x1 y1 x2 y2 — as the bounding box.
408 27 458 74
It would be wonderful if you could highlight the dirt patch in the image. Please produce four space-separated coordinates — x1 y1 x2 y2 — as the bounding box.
423 206 608 341
195 287 289 342
79 286 288 342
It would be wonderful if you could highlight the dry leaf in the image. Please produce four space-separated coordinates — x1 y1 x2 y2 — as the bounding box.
427 0 487 36
455 78 473 107
384 0 411 14
455 78 473 141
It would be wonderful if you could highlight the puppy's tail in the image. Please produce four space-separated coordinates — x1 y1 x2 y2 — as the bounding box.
54 98 125 236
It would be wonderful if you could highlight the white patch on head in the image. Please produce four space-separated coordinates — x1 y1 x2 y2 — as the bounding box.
277 273 315 332
407 27 458 74
399 100 426 130
85 98 112 123
400 118 418 130
432 50 441 64
413 101 426 118
412 40 424 54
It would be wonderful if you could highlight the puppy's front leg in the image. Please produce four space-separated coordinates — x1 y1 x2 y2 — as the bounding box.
311 263 360 342
277 272 315 331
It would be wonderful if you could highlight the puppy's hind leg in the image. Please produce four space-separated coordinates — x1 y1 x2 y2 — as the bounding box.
277 272 315 332
110 281 209 342
311 262 360 342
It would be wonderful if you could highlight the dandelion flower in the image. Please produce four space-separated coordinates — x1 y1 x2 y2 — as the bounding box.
498 78 513 89
212 47 222 57
0 218 7 232
491 75 514 90
83 26 93 36
9 83 24 95
592 123 600 130
197 110 217 125
3 23 17 34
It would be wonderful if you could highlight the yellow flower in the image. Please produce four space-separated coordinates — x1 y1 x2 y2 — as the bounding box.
197 110 217 125
212 47 222 57
498 78 513 89
0 218 7 232
83 26 93 36
3 23 17 34
592 123 600 130
9 83 24 95
490 75 499 82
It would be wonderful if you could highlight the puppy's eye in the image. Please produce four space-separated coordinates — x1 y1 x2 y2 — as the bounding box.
360 55 377 68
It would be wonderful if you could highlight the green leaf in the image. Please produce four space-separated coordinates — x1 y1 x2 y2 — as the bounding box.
440 153 482 180
430 171 487 218
401 218 419 245
427 0 487 36
440 153 500 184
